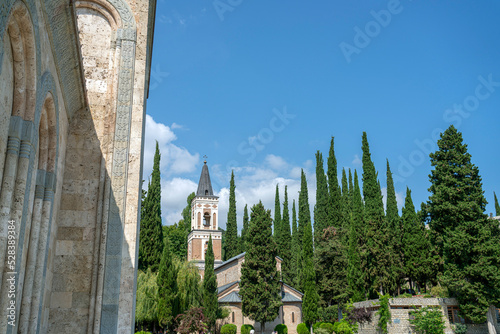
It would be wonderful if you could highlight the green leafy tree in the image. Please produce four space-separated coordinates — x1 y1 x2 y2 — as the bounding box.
225 170 238 260
139 142 164 272
494 192 500 216
182 192 196 233
327 137 342 229
135 268 158 330
314 151 329 245
176 259 202 313
203 236 219 332
281 186 294 285
274 184 282 247
347 170 365 301
362 133 393 296
409 306 445 334
157 238 180 331
163 221 188 260
427 126 500 327
240 202 282 334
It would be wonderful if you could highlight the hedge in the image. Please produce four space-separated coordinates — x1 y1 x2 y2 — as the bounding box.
241 324 255 334
275 324 288 334
297 323 309 334
221 324 238 334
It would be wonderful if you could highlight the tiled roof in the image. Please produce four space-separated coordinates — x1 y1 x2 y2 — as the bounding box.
217 281 239 294
219 291 241 303
282 292 302 302
215 252 246 271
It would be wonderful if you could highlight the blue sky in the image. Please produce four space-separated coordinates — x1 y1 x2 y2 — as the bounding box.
144 0 500 229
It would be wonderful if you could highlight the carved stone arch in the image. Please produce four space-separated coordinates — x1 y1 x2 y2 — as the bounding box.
75 0 120 31
2 0 36 121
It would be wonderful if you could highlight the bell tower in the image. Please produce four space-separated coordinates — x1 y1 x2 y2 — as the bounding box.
187 161 223 275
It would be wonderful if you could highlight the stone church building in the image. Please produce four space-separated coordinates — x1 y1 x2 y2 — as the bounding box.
0 0 156 333
188 163 303 334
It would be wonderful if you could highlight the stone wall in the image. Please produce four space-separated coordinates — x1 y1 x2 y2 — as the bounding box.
0 0 155 333
354 297 500 334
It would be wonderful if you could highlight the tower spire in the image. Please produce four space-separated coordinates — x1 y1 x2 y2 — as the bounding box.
197 160 214 196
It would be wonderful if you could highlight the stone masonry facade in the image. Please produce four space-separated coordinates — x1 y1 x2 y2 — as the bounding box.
0 0 156 333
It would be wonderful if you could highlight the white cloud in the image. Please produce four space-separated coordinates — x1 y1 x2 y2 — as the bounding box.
265 154 288 171
352 154 362 166
143 115 199 179
161 177 198 225
171 122 184 130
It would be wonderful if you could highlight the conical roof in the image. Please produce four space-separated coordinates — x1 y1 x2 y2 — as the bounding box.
196 161 214 196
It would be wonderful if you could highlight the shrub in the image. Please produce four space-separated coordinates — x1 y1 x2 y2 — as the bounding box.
313 328 329 334
135 332 151 334
221 324 237 334
312 322 323 331
319 322 335 334
453 323 467 334
332 321 353 334
275 324 288 334
430 285 449 298
241 324 255 334
399 293 413 298
409 306 445 334
297 323 309 334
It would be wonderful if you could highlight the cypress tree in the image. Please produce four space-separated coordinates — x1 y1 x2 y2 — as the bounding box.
291 200 299 288
327 137 342 228
428 126 500 325
241 204 249 252
314 151 329 245
281 186 293 285
386 160 402 294
225 170 238 259
240 202 282 334
298 169 311 290
341 168 351 239
157 238 179 331
203 236 219 332
348 170 365 301
348 169 354 208
274 184 282 247
494 192 500 216
362 133 393 296
302 197 319 329
139 142 164 272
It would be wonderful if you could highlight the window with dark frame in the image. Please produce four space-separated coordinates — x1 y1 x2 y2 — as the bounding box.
292 312 294 323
